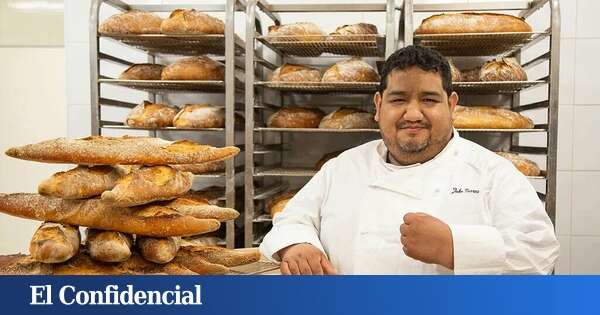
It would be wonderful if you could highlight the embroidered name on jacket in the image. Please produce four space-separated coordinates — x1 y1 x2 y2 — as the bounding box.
451 187 480 194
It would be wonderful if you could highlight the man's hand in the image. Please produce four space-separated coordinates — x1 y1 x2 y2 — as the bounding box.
400 212 454 270
277 243 337 275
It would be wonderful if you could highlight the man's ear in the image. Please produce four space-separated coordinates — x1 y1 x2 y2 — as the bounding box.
448 91 459 113
373 91 382 122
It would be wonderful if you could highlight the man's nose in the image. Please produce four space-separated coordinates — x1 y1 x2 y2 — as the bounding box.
403 102 424 122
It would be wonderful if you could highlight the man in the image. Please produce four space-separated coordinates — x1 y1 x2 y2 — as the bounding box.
259 45 559 275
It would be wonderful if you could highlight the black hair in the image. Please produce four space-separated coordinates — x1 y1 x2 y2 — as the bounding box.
378 45 453 96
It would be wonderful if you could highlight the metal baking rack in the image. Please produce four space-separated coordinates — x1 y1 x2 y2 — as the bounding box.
404 0 560 224
244 0 405 247
90 0 253 248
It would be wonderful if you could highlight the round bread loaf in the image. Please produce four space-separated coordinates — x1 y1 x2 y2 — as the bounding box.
321 58 379 82
448 59 462 82
161 56 225 81
480 58 527 81
496 152 541 176
267 22 325 41
270 63 322 82
415 12 532 34
319 107 377 129
453 105 534 129
328 23 378 41
267 106 325 128
99 10 163 35
119 64 164 80
267 191 297 219
126 101 177 128
161 9 224 34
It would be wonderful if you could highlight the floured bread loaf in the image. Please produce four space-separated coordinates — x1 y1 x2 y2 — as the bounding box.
319 107 377 129
99 10 163 35
270 64 322 82
328 23 378 41
161 9 224 34
496 152 541 176
453 105 534 129
179 246 260 267
38 165 122 199
119 64 164 80
86 229 133 263
137 236 180 264
172 160 225 174
321 58 379 82
267 22 325 41
161 56 225 81
267 106 325 128
480 58 527 81
415 12 532 34
29 222 80 264
164 197 239 221
126 101 178 128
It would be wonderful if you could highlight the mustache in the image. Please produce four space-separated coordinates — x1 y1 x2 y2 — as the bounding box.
396 121 431 129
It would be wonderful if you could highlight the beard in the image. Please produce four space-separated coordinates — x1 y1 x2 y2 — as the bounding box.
397 136 431 153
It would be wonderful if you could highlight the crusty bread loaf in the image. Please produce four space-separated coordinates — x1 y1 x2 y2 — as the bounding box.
270 63 322 82
321 58 379 82
164 197 239 221
5 136 240 166
180 246 260 267
99 10 163 35
0 193 220 237
137 236 180 264
38 165 122 199
180 236 222 247
319 107 377 129
126 101 177 128
119 64 164 80
160 9 224 34
496 152 541 176
101 166 193 207
267 191 297 218
172 104 223 128
161 56 225 81
328 23 378 41
315 150 345 171
29 222 80 264
449 59 462 82
267 106 325 128
86 229 133 263
453 105 534 129
172 160 225 174
480 58 527 81
415 12 532 34
174 251 229 275
267 22 325 41
461 67 481 82
183 186 224 204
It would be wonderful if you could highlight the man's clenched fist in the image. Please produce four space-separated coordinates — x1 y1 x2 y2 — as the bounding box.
400 212 454 270
277 243 337 275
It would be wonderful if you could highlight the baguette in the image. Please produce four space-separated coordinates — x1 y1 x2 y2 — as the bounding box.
161 9 224 34
180 246 260 267
161 56 225 81
0 193 220 237
119 64 164 80
99 10 163 35
174 251 229 274
164 197 239 221
172 160 225 174
415 12 532 34
38 165 122 199
86 229 133 263
101 166 193 207
5 136 240 166
29 222 80 264
137 236 180 264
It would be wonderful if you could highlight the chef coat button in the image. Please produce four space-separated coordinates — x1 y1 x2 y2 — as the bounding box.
454 151 458 156
434 188 440 193
360 231 368 236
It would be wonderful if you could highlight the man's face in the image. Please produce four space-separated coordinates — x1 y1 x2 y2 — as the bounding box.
373 66 458 163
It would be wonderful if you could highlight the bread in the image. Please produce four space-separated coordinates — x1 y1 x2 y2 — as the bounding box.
0 193 220 237
270 64 322 82
119 64 164 80
180 236 222 247
267 22 325 41
184 186 225 204
5 136 240 166
164 197 239 221
315 150 344 170
174 251 229 275
319 107 377 129
101 166 193 207
160 9 224 34
86 229 133 263
267 106 325 128
267 191 296 218
126 101 177 128
137 237 180 264
415 12 532 34
161 56 225 81
38 165 122 199
172 104 223 128
172 160 225 174
180 246 260 267
29 222 80 264
480 58 527 81
321 58 379 82
449 59 462 82
461 67 481 82
496 152 541 176
328 23 378 41
453 105 534 129
98 10 163 35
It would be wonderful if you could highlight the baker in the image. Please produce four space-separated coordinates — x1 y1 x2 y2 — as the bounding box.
259 45 560 275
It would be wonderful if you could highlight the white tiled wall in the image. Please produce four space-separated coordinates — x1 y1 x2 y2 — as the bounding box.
63 0 600 273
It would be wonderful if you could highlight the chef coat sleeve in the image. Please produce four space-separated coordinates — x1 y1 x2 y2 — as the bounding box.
259 161 333 262
449 162 560 275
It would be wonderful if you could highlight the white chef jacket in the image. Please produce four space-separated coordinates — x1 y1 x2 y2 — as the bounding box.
259 130 560 275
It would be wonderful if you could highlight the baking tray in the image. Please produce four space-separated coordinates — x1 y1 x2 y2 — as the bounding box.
255 81 379 93
258 34 385 57
100 33 244 56
453 80 546 93
99 79 227 93
414 32 545 56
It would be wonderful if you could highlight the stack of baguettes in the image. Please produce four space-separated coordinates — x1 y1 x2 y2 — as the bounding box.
0 136 261 275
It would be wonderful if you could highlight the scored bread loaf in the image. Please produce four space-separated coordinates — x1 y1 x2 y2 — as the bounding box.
183 186 225 204
328 23 378 41
164 197 239 221
448 59 462 82
270 64 322 82
98 10 163 35
161 56 225 81
86 229 133 263
415 12 532 34
319 107 377 129
160 9 224 34
29 222 80 264
5 136 240 166
315 150 345 171
480 58 527 81
321 58 379 82
38 165 122 199
101 166 193 207
119 64 164 80
267 106 325 128
0 193 220 237
267 191 297 218
180 246 260 267
126 101 178 128
453 105 534 129
496 152 541 177
172 160 225 174
267 22 325 41
461 67 481 82
137 236 180 264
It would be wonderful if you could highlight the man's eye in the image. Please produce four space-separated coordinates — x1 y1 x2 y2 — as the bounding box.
423 98 438 103
391 99 406 103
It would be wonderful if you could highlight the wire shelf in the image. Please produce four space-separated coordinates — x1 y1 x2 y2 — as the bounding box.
254 166 317 177
457 128 546 133
255 81 379 93
101 124 226 132
453 80 545 93
255 127 380 133
100 33 244 56
414 32 545 56
258 34 385 57
99 79 228 93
